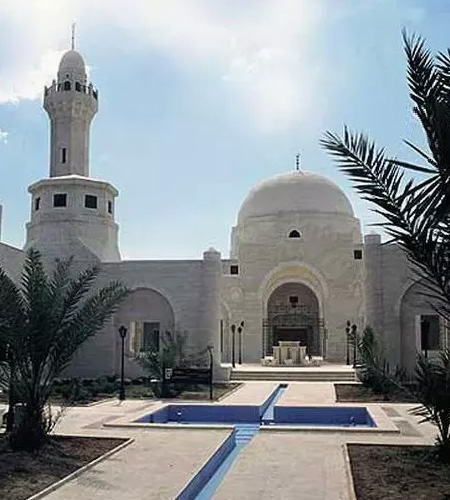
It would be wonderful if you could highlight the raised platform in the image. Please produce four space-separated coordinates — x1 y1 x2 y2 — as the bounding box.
228 363 356 382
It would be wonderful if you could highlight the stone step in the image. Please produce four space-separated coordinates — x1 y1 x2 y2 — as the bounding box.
230 370 355 382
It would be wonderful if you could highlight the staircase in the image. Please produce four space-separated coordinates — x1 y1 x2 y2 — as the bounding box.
230 367 356 382
234 424 260 446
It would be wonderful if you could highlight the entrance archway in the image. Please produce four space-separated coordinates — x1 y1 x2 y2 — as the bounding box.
263 283 324 358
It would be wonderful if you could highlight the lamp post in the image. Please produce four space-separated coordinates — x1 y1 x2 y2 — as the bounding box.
345 321 351 365
238 321 244 365
351 323 358 368
118 325 127 401
231 324 236 368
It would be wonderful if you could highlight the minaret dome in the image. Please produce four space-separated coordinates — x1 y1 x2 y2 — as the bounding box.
58 50 87 84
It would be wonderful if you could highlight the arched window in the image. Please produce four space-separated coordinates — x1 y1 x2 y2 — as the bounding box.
288 229 301 238
63 81 71 91
75 82 81 92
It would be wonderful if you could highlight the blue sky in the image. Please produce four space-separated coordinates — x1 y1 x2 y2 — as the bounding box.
0 0 448 259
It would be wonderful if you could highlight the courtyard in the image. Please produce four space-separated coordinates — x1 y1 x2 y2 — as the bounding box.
0 379 441 500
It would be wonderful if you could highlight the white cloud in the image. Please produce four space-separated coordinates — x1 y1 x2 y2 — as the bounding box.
0 0 325 131
0 128 8 143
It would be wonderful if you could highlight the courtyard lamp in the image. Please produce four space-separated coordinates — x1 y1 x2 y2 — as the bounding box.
345 321 351 365
351 324 358 368
238 321 244 365
231 324 236 368
118 325 128 401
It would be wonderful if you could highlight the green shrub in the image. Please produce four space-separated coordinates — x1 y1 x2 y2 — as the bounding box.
411 350 450 462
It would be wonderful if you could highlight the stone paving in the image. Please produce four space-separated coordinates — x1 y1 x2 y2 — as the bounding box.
217 381 278 406
44 428 231 500
277 382 336 405
2 383 440 499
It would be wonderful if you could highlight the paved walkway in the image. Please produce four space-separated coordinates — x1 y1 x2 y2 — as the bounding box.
278 382 336 405
213 433 349 500
45 428 230 500
219 382 278 406
5 383 439 500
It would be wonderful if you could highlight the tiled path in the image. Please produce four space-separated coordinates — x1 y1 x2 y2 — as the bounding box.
44 428 230 500
218 382 278 406
5 383 439 500
277 382 336 405
213 433 350 500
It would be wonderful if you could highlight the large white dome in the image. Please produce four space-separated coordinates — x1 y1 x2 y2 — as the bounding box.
238 171 354 223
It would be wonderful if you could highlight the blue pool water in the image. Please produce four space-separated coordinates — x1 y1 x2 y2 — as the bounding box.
135 400 375 428
136 385 376 499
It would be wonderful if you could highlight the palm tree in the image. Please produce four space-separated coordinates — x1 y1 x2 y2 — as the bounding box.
321 30 450 321
0 248 129 451
321 30 450 460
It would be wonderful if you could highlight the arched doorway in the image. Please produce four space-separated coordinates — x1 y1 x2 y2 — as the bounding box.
262 283 324 358
400 282 448 372
114 287 175 358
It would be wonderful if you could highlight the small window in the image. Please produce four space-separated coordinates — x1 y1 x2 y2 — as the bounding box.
354 249 363 260
85 195 98 209
61 147 67 164
288 229 301 238
75 82 81 92
53 193 67 207
63 81 71 91
108 200 113 214
142 322 160 353
289 296 299 308
421 315 440 351
35 197 41 211
230 265 239 275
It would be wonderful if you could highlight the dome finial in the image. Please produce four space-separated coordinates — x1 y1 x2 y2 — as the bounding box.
295 153 301 171
71 22 76 50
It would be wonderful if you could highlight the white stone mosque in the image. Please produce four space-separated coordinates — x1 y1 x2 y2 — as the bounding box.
0 46 448 380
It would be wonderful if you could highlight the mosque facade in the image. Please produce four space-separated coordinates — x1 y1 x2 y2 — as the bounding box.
0 48 447 379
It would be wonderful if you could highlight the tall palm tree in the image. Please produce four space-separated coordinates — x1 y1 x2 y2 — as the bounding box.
0 248 129 451
321 30 450 320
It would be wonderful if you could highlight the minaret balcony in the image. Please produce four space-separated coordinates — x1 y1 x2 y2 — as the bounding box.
44 81 98 100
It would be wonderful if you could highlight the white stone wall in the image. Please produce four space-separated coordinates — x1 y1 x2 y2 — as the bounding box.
65 252 223 379
0 242 24 282
44 78 97 178
221 212 365 363
363 234 444 372
26 177 120 263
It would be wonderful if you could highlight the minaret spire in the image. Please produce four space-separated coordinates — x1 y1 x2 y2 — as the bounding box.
295 153 300 171
71 22 76 50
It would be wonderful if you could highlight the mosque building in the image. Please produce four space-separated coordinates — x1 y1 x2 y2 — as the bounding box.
0 47 447 380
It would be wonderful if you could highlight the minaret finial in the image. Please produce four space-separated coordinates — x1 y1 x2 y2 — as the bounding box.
71 23 76 50
295 153 300 171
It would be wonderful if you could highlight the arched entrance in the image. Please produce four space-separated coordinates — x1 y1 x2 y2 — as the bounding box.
262 283 325 359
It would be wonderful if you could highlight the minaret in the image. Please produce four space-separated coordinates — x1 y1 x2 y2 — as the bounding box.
25 36 121 263
43 33 98 177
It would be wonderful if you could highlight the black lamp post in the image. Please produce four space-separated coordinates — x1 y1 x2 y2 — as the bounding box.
345 321 351 365
238 321 244 365
118 325 127 401
351 323 358 368
231 324 236 368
